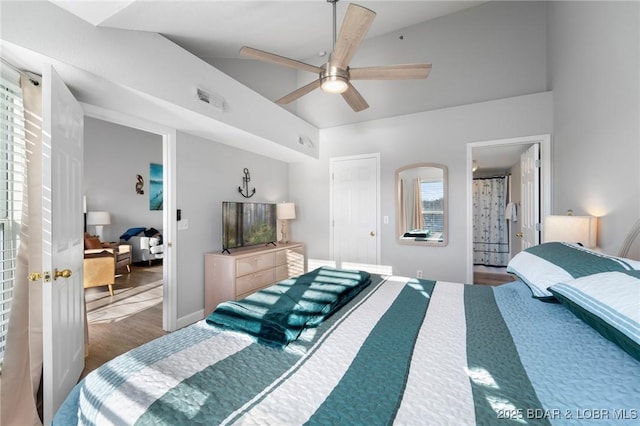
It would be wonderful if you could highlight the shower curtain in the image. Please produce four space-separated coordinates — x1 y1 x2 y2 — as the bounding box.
472 176 509 266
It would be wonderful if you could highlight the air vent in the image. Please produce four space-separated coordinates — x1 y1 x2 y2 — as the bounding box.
195 87 225 111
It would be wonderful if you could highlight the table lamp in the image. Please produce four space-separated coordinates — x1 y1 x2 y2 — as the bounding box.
543 212 597 248
87 211 111 242
276 203 296 244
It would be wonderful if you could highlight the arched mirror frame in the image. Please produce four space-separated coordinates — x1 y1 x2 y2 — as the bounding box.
395 163 448 246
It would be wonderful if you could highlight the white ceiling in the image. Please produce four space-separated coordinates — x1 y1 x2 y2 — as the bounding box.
473 144 529 175
52 1 483 62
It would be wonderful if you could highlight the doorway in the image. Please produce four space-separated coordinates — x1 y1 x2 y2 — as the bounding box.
83 104 178 331
466 135 551 283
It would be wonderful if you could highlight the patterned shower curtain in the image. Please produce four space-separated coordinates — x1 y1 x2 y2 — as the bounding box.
472 177 509 266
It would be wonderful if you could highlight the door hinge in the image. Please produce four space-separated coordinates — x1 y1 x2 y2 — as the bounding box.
535 223 542 231
535 159 541 168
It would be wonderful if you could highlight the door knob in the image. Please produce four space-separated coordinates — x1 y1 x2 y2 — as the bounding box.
515 232 524 238
54 268 72 280
370 231 376 237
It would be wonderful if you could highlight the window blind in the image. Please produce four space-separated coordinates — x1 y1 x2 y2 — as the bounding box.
0 66 26 367
420 180 444 232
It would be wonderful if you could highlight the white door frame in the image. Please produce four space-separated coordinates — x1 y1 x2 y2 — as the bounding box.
466 134 552 283
82 104 178 332
329 153 381 266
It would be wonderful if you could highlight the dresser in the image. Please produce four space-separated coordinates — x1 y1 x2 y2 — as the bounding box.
204 242 306 314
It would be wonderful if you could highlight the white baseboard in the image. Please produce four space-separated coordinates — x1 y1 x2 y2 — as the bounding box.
177 309 205 329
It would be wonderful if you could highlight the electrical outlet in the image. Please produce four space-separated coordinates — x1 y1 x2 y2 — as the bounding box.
417 270 423 278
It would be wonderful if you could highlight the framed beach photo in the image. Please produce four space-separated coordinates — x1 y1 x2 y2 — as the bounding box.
149 163 163 210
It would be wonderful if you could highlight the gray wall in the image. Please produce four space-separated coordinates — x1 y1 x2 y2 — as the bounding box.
547 1 640 257
84 119 290 319
290 93 553 283
174 131 289 317
83 117 163 242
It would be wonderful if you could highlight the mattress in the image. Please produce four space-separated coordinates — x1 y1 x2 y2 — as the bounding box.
54 273 640 425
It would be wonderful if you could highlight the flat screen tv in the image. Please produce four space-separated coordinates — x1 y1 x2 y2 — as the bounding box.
222 201 277 252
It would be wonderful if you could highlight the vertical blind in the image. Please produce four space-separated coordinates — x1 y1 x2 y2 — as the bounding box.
0 66 26 367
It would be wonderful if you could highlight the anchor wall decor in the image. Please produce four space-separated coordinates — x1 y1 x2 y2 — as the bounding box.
238 168 256 198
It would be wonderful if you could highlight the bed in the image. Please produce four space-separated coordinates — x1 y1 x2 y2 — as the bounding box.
55 243 640 425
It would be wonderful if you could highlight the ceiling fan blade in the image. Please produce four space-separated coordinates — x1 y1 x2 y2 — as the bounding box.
350 63 432 80
331 4 376 70
341 83 369 112
240 46 323 74
276 79 322 105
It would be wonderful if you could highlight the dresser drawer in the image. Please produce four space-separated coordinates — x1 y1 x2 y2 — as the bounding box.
236 252 276 276
275 249 287 266
236 268 276 296
275 265 289 282
205 244 306 313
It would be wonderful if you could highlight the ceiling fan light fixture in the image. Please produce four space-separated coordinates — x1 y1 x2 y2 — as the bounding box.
321 75 349 94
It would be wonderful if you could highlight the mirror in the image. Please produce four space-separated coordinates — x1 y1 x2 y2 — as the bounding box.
395 163 448 246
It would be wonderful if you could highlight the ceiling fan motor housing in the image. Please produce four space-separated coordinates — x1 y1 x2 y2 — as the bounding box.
320 64 349 93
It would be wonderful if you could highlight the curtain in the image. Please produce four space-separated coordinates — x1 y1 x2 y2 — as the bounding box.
472 177 509 266
411 178 422 230
1 74 44 426
398 178 407 235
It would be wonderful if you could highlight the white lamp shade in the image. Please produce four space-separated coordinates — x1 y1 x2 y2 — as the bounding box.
276 203 296 220
543 215 597 248
86 211 111 226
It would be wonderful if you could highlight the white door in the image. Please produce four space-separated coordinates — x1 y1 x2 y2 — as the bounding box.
330 154 379 267
520 144 540 249
41 64 85 424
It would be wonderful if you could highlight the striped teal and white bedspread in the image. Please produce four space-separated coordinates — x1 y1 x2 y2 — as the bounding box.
54 275 640 425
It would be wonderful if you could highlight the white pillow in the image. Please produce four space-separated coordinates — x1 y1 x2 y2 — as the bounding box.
506 242 640 300
549 270 640 361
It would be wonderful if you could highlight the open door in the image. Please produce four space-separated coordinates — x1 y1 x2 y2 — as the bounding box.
40 64 85 424
519 144 540 249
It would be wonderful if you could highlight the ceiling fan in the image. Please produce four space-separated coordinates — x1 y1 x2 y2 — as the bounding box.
239 0 432 112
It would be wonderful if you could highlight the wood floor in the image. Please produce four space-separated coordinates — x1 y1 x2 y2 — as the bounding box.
474 271 517 286
81 262 166 379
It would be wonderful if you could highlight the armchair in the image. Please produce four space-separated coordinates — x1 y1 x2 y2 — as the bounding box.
83 250 116 295
83 233 132 295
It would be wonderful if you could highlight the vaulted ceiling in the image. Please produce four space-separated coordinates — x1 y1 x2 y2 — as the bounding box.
50 0 486 128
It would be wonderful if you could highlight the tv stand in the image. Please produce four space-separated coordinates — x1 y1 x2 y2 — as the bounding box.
204 242 306 314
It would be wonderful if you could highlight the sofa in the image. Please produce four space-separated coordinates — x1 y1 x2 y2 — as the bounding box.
119 227 164 265
128 234 164 265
